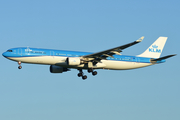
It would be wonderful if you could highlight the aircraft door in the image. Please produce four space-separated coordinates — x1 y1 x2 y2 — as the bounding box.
18 49 22 56
50 51 54 58
136 57 140 63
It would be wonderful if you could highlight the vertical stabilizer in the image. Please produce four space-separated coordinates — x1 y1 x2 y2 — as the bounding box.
138 37 167 58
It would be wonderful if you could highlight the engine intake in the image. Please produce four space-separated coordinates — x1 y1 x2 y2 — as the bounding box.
50 65 69 73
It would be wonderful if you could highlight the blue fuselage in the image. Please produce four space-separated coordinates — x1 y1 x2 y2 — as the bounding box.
2 47 165 70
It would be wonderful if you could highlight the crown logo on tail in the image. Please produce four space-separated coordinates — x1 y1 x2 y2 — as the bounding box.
152 45 158 48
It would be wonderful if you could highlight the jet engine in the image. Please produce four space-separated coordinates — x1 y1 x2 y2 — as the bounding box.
66 57 81 66
50 65 70 73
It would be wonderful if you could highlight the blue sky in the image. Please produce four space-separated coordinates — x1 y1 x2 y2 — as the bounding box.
0 0 180 120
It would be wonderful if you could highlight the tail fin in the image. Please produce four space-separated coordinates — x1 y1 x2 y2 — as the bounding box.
138 37 167 58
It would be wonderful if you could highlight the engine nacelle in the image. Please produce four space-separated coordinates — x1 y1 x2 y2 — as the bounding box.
50 65 69 73
67 57 81 66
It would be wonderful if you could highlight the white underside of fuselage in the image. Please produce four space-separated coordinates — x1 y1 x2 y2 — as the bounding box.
6 56 153 70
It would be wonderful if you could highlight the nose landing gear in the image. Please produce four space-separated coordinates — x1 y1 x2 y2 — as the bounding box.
18 61 22 69
18 66 22 69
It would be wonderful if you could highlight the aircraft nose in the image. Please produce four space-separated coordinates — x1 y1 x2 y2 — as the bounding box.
2 52 7 57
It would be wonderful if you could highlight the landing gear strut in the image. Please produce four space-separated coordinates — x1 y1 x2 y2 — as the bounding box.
18 61 22 69
88 68 93 73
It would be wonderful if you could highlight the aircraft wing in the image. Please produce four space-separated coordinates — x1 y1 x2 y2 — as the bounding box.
83 36 144 59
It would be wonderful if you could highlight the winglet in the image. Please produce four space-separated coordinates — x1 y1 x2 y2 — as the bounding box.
136 36 144 42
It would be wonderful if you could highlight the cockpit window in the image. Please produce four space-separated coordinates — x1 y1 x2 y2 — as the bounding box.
7 50 13 52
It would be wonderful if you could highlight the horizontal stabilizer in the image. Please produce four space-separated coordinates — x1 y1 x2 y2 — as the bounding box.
151 54 177 62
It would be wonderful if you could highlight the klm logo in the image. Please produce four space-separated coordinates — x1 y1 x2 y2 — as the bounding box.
149 45 161 53
25 48 32 52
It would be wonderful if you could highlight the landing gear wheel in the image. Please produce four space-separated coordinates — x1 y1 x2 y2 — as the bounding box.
92 71 97 76
82 75 87 80
78 72 83 77
88 68 93 73
18 66 22 69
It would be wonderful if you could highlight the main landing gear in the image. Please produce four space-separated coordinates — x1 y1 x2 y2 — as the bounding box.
18 61 22 69
88 68 97 76
77 68 98 80
77 69 87 80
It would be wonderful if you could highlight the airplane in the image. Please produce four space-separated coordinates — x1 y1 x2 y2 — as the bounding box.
2 36 176 80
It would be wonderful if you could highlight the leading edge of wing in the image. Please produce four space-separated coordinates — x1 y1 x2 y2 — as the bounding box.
82 36 144 58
